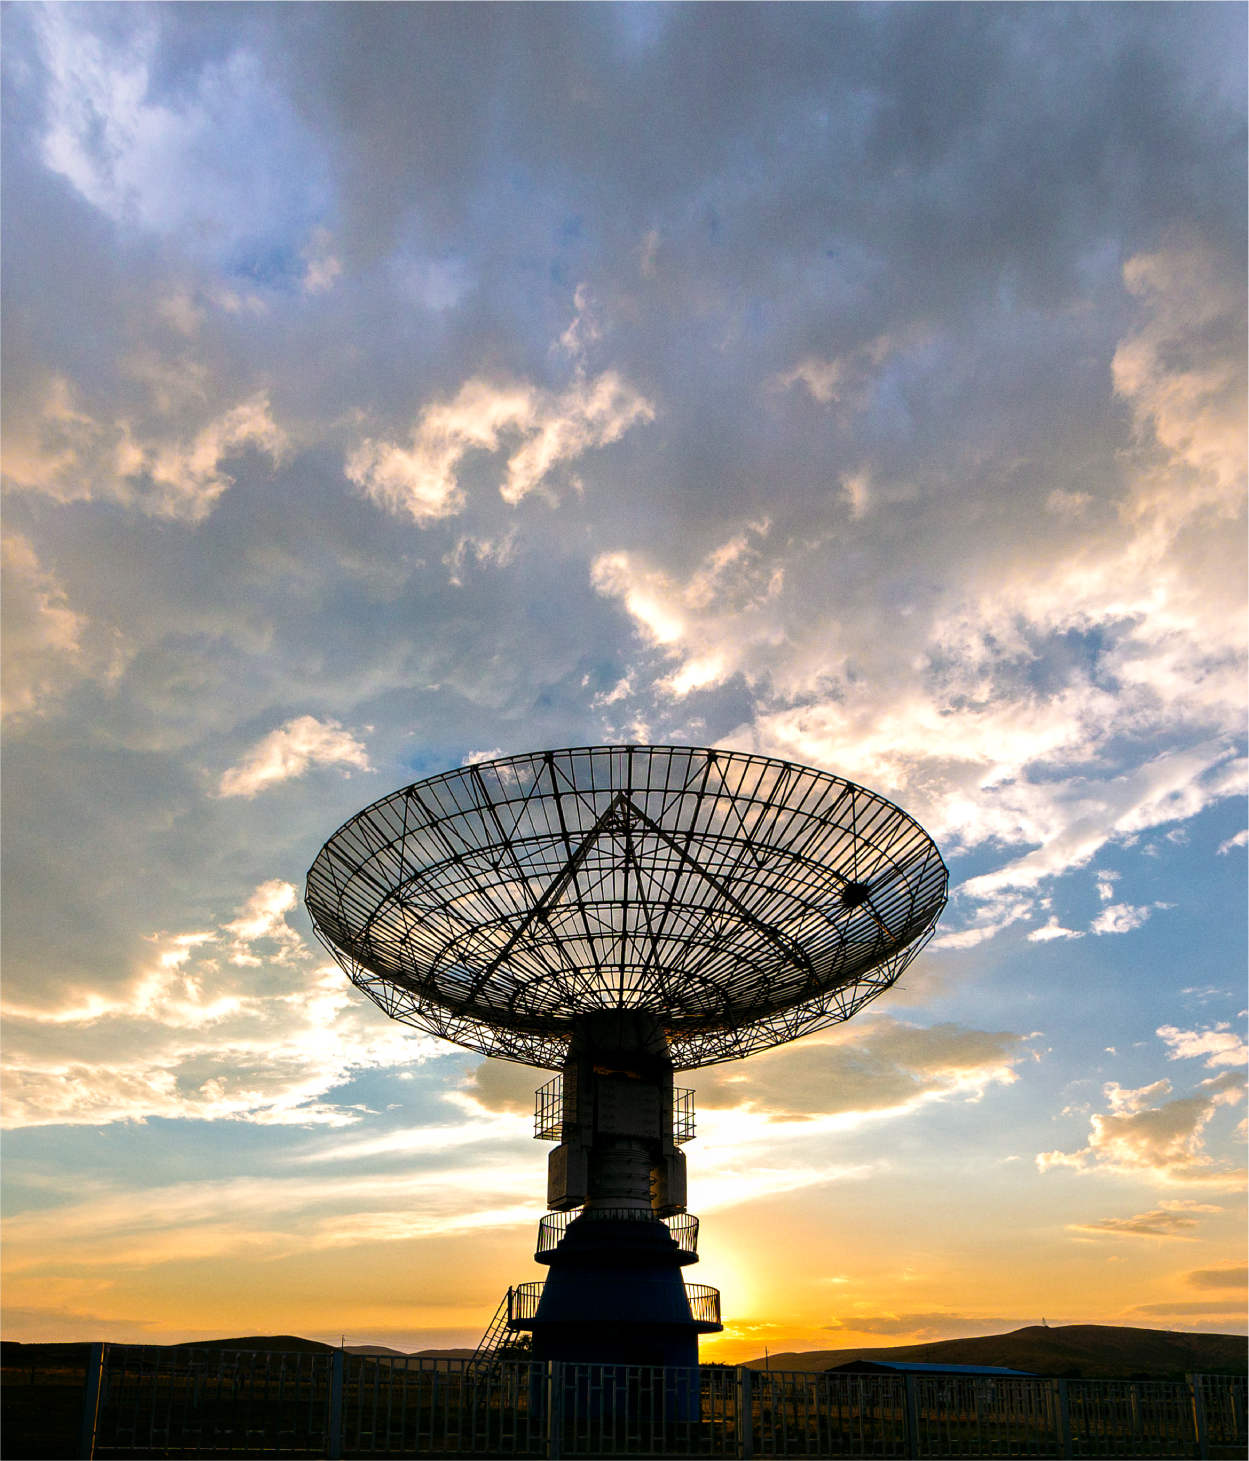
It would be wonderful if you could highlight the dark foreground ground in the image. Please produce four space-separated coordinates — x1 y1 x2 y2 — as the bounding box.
2 1326 1244 1459
1 1341 92 1460
0 1332 478 1457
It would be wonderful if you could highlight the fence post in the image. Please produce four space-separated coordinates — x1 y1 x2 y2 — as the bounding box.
737 1366 753 1460
1188 1374 1209 1460
328 1350 344 1460
77 1342 105 1461
547 1360 564 1459
904 1373 920 1460
1056 1379 1073 1460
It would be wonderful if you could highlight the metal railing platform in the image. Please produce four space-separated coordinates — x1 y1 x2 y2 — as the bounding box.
534 1076 696 1144
536 1208 699 1256
506 1280 721 1330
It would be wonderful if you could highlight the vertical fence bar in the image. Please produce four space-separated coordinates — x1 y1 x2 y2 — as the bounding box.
904 1372 920 1460
1188 1374 1209 1461
1057 1377 1073 1460
77 1341 106 1461
328 1350 344 1461
547 1360 564 1460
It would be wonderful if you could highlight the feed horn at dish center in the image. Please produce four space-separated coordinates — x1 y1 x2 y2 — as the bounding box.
305 744 948 1368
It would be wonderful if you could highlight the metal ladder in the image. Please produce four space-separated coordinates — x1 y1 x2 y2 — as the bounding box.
467 1286 517 1370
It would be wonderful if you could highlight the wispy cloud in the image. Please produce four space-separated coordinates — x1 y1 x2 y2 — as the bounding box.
1184 1264 1248 1290
1068 1200 1222 1239
218 716 371 798
1132 1301 1244 1316
825 1313 1017 1340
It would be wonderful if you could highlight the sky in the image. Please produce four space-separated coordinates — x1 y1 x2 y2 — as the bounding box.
1 2 1246 1361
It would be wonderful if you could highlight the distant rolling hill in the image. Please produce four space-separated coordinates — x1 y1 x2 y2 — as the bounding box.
745 1325 1247 1379
172 1335 335 1352
345 1346 478 1359
171 1338 478 1359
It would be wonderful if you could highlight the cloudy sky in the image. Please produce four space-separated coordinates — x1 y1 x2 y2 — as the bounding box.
2 3 1245 1358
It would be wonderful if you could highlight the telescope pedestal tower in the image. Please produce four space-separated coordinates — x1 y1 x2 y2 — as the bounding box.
519 1012 718 1366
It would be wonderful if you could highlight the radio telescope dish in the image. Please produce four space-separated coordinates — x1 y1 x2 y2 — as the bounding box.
306 744 947 1070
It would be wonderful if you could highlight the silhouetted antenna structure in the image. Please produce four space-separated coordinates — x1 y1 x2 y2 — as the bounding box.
306 745 948 1071
308 744 947 1369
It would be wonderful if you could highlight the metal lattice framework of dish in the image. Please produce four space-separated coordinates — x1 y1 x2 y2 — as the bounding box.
305 745 948 1070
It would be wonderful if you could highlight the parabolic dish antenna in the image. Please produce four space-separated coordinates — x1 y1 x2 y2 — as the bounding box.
306 744 948 1070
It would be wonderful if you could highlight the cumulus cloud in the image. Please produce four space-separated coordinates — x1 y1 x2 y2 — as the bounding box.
217 716 371 798
113 393 289 520
0 533 88 721
1216 830 1248 855
1091 903 1152 936
591 521 784 696
590 244 1246 945
0 881 428 1128
301 226 343 294
346 366 653 524
1157 1024 1249 1069
460 1020 1029 1222
1038 1071 1246 1187
221 880 304 966
460 1059 541 1116
1027 918 1084 943
688 1018 1028 1120
777 332 909 421
2 376 288 522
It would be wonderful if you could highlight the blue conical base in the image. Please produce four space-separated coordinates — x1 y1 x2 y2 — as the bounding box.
528 1216 707 1367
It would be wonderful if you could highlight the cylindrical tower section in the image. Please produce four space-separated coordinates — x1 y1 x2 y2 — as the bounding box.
528 1014 716 1366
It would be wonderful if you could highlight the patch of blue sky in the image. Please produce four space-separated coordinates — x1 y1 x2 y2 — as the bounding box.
609 3 673 61
33 7 333 286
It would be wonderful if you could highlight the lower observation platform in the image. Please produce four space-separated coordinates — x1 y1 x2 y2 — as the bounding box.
508 1279 722 1332
507 1209 721 1369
